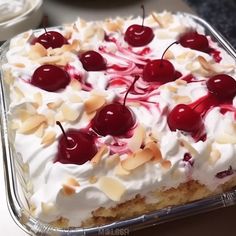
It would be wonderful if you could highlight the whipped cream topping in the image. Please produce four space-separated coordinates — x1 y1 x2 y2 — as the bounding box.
3 12 236 226
0 0 30 23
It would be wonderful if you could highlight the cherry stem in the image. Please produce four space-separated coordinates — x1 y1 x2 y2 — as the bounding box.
141 4 145 28
123 75 140 107
56 121 70 145
160 41 178 66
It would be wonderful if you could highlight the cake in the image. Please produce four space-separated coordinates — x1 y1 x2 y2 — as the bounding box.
2 11 236 228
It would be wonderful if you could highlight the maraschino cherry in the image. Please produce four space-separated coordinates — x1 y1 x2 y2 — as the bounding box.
143 41 177 83
206 74 236 100
33 28 68 49
80 50 106 71
55 121 97 165
124 5 154 47
31 64 70 92
91 76 138 136
167 104 203 133
179 31 209 52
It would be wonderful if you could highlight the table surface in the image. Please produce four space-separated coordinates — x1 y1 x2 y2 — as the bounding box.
1 0 236 235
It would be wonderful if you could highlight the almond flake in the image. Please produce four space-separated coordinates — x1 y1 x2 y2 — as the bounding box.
70 79 81 90
19 114 46 134
105 154 120 168
167 85 178 93
41 202 56 214
66 177 80 187
84 95 106 114
91 145 108 165
69 94 82 103
175 79 187 85
33 92 42 106
145 142 162 162
180 139 199 156
61 104 80 122
121 148 153 171
127 125 145 152
41 131 56 146
13 63 25 68
106 21 121 31
163 50 175 60
161 160 172 169
10 120 20 130
173 95 191 104
197 56 214 72
35 123 46 138
46 111 55 126
89 176 98 184
98 176 126 201
29 43 47 59
115 162 130 176
151 12 164 27
61 184 76 196
209 148 221 165
13 86 24 100
215 133 236 144
47 100 63 109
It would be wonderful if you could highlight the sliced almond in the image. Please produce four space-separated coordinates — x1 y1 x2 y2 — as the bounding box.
47 99 63 109
91 145 108 165
151 12 164 28
41 131 56 146
98 176 126 201
121 148 153 171
209 148 221 165
163 50 175 60
127 125 145 152
175 79 187 85
17 110 32 121
33 92 42 106
215 133 236 144
35 123 46 138
41 202 56 214
145 141 162 162
89 176 98 184
29 43 47 59
84 95 106 114
69 94 82 103
13 63 25 68
70 79 81 91
197 56 214 72
61 184 76 196
167 85 178 93
173 95 191 104
19 114 46 134
13 86 24 100
66 177 80 187
180 139 199 156
161 160 172 169
106 21 121 31
46 111 55 126
61 104 80 122
115 162 130 176
105 153 120 168
10 120 20 130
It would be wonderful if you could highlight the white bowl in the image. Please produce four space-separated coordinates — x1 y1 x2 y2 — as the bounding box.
0 0 43 42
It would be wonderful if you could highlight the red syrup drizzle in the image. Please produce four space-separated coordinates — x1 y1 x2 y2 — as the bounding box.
65 64 93 91
168 74 236 142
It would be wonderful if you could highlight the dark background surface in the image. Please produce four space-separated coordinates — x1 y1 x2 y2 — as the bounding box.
185 0 236 48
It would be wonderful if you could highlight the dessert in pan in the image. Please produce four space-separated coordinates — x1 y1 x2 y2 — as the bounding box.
2 9 236 228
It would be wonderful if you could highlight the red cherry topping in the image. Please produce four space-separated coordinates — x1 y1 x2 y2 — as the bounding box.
179 31 209 52
34 31 68 49
167 104 203 133
124 5 154 47
206 74 236 100
55 121 97 165
92 76 138 136
80 50 106 71
143 41 177 83
31 65 70 92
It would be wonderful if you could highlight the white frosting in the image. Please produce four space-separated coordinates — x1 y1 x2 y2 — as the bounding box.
3 12 236 226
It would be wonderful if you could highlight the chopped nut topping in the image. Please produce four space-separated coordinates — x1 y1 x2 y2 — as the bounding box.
127 125 145 152
41 131 56 146
84 95 106 114
98 176 126 201
91 145 108 165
